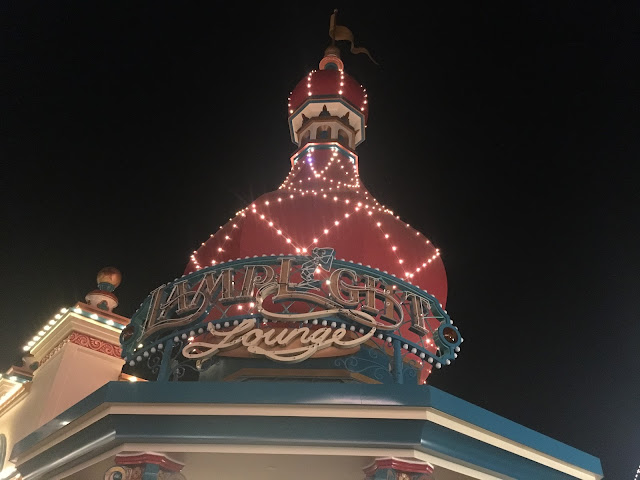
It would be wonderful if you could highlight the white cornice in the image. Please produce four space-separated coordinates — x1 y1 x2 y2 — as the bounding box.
30 306 124 364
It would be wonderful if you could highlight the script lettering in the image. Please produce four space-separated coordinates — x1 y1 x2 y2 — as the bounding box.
183 320 375 364
142 270 234 339
238 265 276 301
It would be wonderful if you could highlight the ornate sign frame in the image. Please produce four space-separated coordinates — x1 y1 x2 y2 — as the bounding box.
120 249 462 383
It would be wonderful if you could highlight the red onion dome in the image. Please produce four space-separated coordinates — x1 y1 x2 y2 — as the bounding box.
185 146 447 306
288 69 369 124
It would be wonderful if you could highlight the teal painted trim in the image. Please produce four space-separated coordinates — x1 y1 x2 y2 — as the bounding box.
70 306 125 331
16 416 118 480
426 387 602 475
143 463 160 480
97 282 116 292
16 414 591 480
195 345 393 383
11 383 602 476
419 421 579 480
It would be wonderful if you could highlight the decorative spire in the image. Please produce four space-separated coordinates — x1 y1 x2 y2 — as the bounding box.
85 266 121 312
327 9 378 66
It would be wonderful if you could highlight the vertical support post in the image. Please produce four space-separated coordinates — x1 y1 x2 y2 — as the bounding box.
142 464 160 480
393 338 404 384
157 338 174 382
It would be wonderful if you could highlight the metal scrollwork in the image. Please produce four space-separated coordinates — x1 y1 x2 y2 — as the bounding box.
170 362 199 381
166 337 200 381
334 346 392 382
402 358 420 383
146 350 163 375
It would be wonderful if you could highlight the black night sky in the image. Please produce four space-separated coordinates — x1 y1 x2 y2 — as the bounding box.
2 3 638 478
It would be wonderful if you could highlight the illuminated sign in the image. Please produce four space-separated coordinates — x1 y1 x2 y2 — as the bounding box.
183 318 375 363
121 248 461 381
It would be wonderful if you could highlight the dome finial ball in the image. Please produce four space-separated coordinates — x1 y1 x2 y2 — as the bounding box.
97 266 122 289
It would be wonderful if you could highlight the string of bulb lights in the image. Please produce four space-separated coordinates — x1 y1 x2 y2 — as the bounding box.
188 143 441 291
18 305 125 357
287 69 368 115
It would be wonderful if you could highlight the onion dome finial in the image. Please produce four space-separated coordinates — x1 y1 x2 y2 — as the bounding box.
320 44 344 71
96 266 122 291
85 266 121 312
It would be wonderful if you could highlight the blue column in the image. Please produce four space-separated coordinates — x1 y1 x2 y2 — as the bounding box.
142 463 160 480
157 338 174 381
393 338 404 384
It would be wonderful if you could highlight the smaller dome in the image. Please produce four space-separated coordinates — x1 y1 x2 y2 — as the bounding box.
97 266 121 289
288 69 368 123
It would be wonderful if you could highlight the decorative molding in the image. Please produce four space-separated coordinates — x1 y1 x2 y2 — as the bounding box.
69 332 122 358
31 305 125 364
364 457 434 480
39 332 121 369
38 337 71 368
0 387 28 417
115 453 184 472
105 452 186 480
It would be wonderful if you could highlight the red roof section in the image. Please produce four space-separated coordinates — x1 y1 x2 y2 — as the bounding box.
185 147 447 306
288 69 369 123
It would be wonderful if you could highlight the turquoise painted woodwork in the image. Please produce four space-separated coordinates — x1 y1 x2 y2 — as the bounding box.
142 463 160 480
11 383 602 480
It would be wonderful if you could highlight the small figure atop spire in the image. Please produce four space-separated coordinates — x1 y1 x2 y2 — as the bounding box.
321 11 343 71
326 9 378 66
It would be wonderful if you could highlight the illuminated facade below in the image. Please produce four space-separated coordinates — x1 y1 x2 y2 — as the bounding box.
0 13 603 480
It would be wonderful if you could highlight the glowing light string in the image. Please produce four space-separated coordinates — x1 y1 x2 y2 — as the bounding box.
188 144 443 290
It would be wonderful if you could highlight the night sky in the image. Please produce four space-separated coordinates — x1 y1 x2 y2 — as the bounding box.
2 3 638 478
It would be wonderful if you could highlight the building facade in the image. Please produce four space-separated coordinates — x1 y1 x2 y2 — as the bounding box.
0 19 603 480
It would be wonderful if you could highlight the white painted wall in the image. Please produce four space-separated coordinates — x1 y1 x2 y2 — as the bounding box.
0 337 124 478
